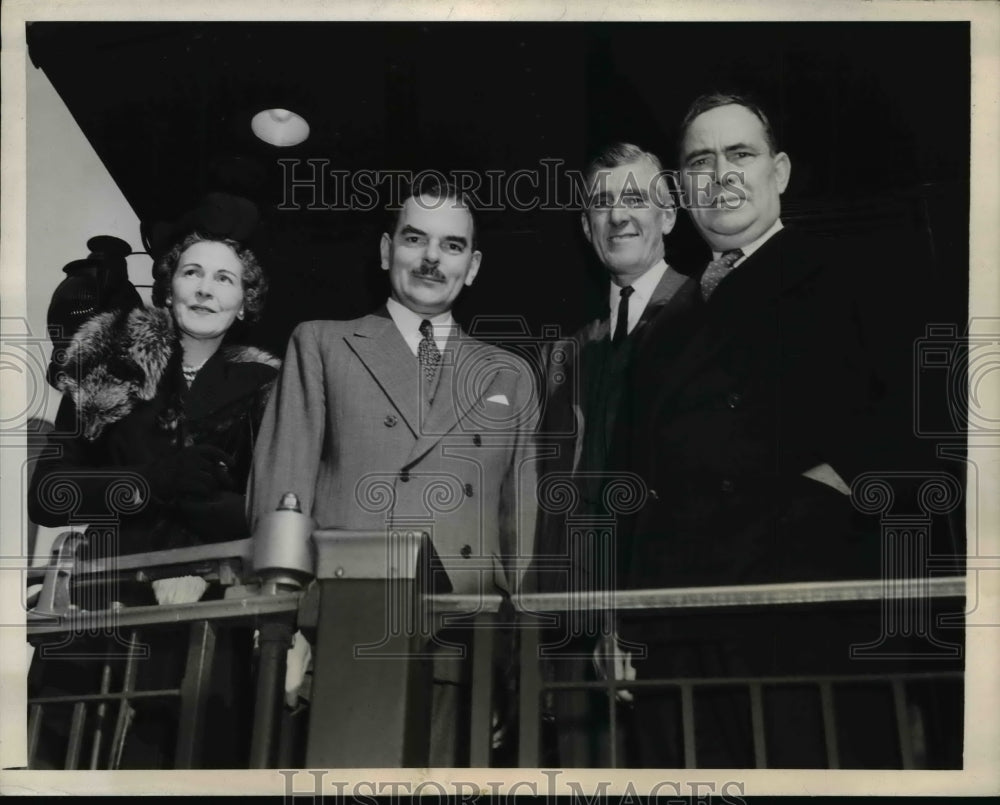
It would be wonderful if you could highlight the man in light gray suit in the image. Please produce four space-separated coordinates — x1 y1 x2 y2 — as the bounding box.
250 178 539 764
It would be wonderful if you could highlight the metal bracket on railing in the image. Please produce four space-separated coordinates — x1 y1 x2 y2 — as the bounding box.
29 530 87 620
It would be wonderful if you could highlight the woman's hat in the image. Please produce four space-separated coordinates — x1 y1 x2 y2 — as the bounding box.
144 192 260 260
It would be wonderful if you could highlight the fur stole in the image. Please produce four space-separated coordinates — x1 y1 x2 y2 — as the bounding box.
57 306 280 441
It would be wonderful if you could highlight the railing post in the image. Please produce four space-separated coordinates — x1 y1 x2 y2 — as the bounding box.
249 618 294 768
517 622 542 767
175 620 218 769
302 529 433 767
27 705 43 766
468 614 496 767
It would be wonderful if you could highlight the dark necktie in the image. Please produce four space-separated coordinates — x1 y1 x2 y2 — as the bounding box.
700 248 744 300
612 285 635 346
417 319 441 383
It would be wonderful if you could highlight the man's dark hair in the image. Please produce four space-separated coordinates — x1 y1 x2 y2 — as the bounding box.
678 92 779 158
385 175 478 251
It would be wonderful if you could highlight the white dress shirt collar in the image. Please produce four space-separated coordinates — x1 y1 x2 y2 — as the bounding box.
386 297 455 357
608 259 668 339
712 218 784 267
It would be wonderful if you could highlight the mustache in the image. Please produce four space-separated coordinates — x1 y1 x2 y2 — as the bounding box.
414 264 446 281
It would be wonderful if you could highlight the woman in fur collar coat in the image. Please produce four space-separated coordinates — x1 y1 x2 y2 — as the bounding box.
29 232 280 582
28 233 280 767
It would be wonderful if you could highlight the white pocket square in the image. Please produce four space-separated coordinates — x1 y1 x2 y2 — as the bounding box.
486 394 510 406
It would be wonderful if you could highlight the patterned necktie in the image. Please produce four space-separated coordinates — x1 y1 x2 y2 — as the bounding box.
700 248 744 300
612 285 635 346
417 319 441 383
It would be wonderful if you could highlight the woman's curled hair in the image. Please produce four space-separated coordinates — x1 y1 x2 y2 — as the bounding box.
151 232 268 323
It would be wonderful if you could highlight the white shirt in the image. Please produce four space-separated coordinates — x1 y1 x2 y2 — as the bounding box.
608 259 668 340
386 297 454 356
712 218 784 268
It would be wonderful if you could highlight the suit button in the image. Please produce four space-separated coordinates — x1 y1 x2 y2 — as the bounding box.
727 392 742 409
460 544 472 558
473 434 482 446
399 470 410 483
464 483 474 497
384 414 398 427
721 479 734 493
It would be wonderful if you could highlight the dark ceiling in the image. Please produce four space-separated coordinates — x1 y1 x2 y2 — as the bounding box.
27 21 970 353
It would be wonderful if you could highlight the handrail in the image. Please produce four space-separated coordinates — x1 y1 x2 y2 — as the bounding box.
75 538 254 575
517 575 967 611
27 576 965 632
424 575 967 614
25 591 302 637
26 535 260 621
26 538 255 582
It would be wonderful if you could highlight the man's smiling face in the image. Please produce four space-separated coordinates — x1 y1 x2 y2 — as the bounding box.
581 158 676 286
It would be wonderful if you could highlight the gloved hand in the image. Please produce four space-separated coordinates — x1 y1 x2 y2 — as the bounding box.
152 575 208 605
142 445 235 505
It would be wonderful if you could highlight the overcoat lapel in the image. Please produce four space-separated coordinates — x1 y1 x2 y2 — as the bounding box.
635 266 689 332
578 318 611 396
345 311 421 438
631 272 700 355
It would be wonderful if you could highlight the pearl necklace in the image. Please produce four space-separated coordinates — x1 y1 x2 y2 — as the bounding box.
182 358 208 387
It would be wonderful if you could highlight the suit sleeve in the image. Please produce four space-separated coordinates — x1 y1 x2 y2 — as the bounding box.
249 322 329 528
498 351 542 595
523 336 584 594
807 262 904 486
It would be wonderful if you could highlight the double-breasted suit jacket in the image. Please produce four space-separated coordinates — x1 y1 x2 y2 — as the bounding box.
621 227 884 591
250 310 540 596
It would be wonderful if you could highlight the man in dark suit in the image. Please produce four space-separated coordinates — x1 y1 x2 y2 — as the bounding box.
624 95 881 590
537 143 699 589
532 143 700 766
618 93 895 768
250 178 539 765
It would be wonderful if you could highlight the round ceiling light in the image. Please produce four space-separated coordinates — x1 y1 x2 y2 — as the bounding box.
251 108 310 147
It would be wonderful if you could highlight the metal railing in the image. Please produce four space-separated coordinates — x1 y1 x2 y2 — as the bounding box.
508 577 966 769
25 532 966 769
25 532 301 770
